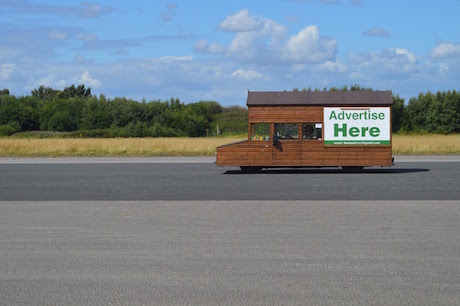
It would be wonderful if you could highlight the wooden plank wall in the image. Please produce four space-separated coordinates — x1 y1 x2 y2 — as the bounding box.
300 141 392 166
216 105 392 167
216 141 272 166
248 106 322 123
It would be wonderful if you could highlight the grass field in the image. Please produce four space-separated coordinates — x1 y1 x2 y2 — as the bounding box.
0 135 459 157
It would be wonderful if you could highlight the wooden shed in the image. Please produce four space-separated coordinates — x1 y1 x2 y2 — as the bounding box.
216 91 394 172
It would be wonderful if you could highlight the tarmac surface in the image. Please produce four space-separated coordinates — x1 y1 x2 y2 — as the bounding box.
0 200 459 305
0 159 458 201
0 156 459 305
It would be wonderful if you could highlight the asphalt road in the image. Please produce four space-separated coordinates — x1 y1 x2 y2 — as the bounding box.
0 161 459 201
0 157 459 305
1 200 459 305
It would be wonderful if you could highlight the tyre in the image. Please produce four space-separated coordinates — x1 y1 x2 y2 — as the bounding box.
342 166 364 172
240 166 263 173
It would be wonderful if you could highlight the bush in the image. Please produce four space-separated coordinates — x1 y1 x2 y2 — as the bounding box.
0 122 21 136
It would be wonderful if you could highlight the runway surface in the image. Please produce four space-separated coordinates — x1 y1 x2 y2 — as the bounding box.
0 157 459 305
0 160 458 201
1 200 459 305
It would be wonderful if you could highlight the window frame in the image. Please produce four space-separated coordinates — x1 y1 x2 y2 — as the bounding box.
249 123 271 142
274 123 300 141
302 122 323 141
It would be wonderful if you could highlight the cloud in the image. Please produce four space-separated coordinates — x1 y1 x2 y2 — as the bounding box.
78 2 114 19
0 0 114 19
317 60 348 73
363 27 390 38
349 48 420 78
225 14 336 64
80 39 139 50
219 9 265 32
429 42 460 59
157 2 178 23
77 33 98 41
0 64 16 81
36 74 67 89
194 40 226 55
281 25 337 63
73 55 92 65
49 30 68 40
215 10 337 64
0 26 82 61
231 68 264 81
77 71 101 87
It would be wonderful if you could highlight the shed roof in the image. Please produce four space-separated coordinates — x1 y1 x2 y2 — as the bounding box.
247 91 393 106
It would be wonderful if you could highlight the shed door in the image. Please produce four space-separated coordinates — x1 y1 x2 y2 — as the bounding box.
272 123 301 166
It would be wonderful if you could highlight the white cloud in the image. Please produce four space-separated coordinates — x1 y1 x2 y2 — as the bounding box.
281 25 337 63
194 40 226 54
429 42 460 59
222 10 336 65
78 2 114 19
36 74 67 88
77 32 98 41
156 56 193 62
219 9 265 32
77 71 101 88
349 48 419 78
438 63 449 75
231 68 264 81
0 63 16 81
317 60 348 73
49 30 67 40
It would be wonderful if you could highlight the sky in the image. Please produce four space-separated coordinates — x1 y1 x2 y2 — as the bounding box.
1 0 459 106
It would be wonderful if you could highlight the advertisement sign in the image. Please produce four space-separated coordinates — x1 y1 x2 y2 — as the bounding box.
323 107 390 145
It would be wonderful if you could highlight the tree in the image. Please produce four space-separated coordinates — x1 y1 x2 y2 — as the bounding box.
31 85 60 100
62 84 91 98
392 95 404 132
213 106 248 135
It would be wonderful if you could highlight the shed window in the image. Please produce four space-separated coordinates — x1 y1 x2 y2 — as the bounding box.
250 123 270 141
303 123 322 140
275 123 298 140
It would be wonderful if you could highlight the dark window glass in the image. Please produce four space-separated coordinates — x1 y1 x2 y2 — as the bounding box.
275 123 298 140
303 123 322 140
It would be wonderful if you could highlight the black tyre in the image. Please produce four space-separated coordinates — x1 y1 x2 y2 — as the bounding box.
342 166 364 172
240 166 263 173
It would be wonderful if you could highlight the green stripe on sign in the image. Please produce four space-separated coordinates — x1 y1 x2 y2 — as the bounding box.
324 140 391 145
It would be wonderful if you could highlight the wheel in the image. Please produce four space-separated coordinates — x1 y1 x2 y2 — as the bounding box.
240 166 263 173
342 166 364 172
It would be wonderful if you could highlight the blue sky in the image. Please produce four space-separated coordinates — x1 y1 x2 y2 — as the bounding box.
1 0 459 105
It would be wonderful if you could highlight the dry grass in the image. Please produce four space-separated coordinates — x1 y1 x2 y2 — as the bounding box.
0 135 458 157
392 134 460 155
0 137 246 157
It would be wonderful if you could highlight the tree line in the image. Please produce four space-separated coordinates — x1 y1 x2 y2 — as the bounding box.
0 84 458 137
0 85 247 137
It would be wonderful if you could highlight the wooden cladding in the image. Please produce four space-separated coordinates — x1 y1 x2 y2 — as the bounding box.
216 140 392 167
216 104 393 168
248 106 323 123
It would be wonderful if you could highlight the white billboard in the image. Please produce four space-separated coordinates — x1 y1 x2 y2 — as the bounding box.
323 107 391 145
